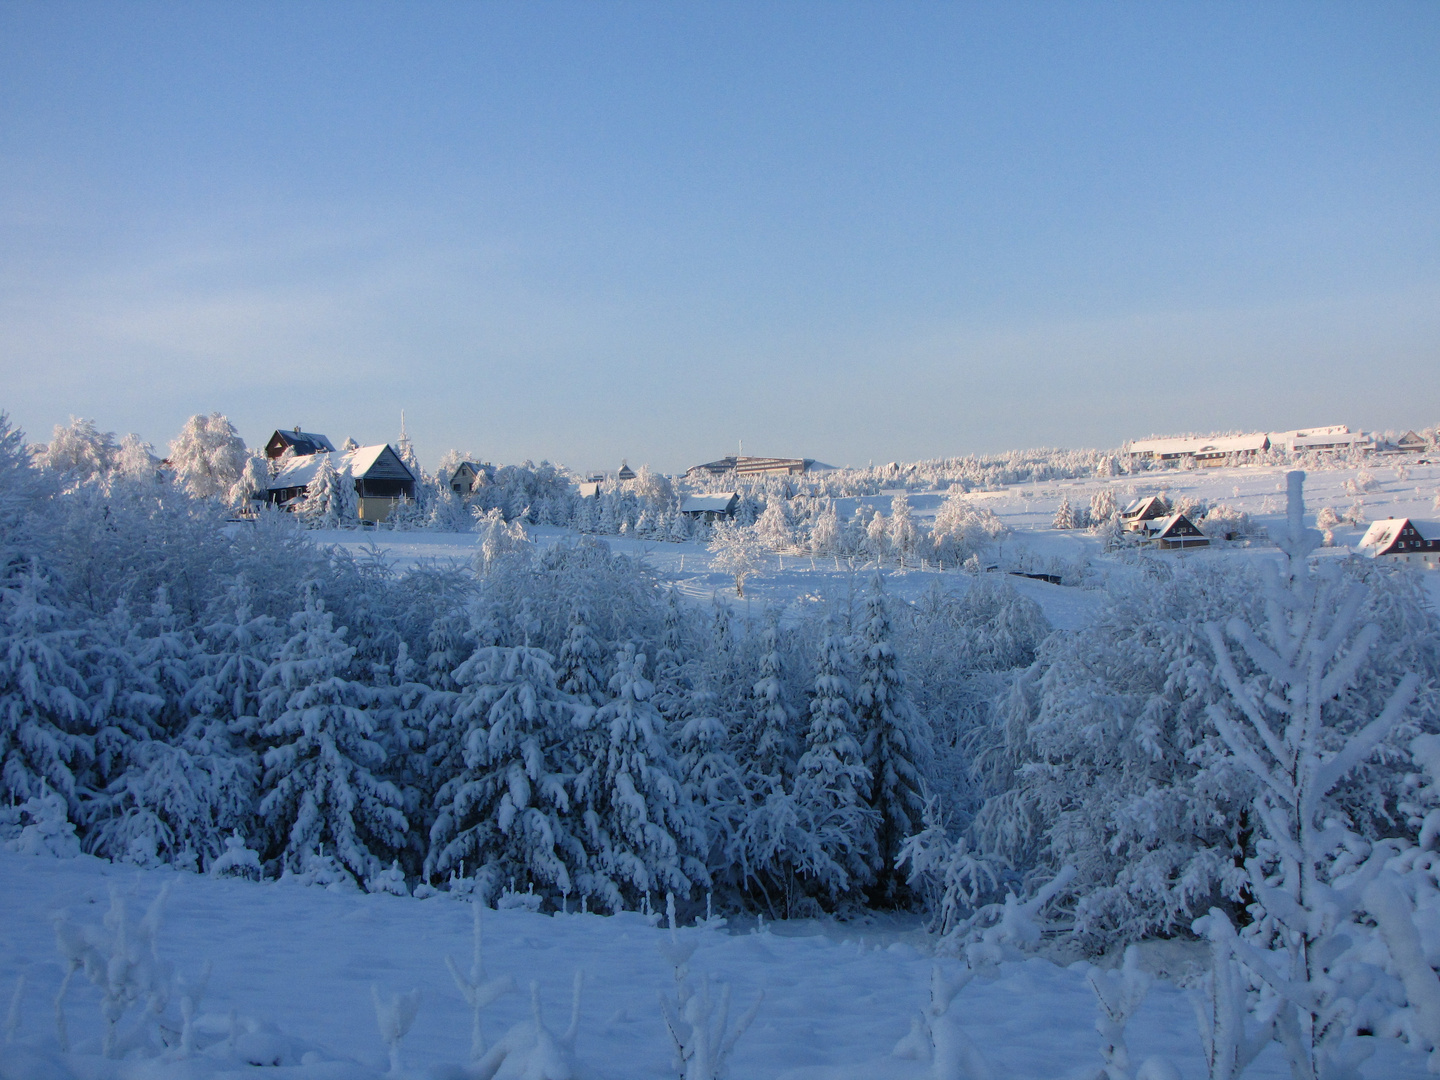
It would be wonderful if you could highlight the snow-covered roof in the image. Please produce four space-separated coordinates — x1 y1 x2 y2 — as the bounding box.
1358 519 1409 550
1121 495 1169 520
1288 431 1370 449
1126 433 1269 456
680 493 738 514
269 444 412 490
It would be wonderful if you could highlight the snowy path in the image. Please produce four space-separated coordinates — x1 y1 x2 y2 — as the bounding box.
0 852 1428 1078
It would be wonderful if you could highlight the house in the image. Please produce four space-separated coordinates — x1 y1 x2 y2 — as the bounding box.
679 492 739 522
1395 430 1430 454
1120 495 1171 531
266 444 416 523
446 461 494 496
1125 433 1269 468
1150 513 1210 550
1358 518 1440 569
265 427 337 459
577 481 602 501
617 461 637 482
685 456 814 479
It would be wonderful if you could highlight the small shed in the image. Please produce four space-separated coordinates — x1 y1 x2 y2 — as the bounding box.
267 444 416 522
265 427 337 459
577 481 602 501
679 492 739 522
1151 513 1210 550
1359 518 1440 569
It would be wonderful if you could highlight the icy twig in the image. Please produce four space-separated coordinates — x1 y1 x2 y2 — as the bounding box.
372 985 422 1075
445 899 514 1061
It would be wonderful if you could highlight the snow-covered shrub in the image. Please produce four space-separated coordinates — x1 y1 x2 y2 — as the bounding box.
8 785 81 857
208 831 263 880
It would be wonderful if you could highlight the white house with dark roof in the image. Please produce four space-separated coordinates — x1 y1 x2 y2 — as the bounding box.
266 444 416 523
1359 518 1440 569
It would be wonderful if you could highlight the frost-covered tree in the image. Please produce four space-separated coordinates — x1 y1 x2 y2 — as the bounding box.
931 494 1008 566
754 500 792 552
114 434 160 483
555 605 607 708
37 417 117 482
168 413 248 501
889 494 920 561
1052 498 1076 530
810 502 841 556
256 587 407 884
1089 489 1117 525
228 452 271 511
0 567 91 815
746 616 799 782
707 520 765 597
795 622 876 899
297 454 357 528
426 645 586 903
573 644 708 910
854 573 933 898
1204 472 1423 1079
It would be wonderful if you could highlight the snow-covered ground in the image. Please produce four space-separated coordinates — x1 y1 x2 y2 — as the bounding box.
311 458 1440 629
1 850 1429 1079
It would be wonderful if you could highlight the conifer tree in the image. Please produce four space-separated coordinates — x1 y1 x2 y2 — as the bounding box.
853 573 933 898
574 644 708 910
1052 497 1076 530
298 455 357 528
257 586 407 884
797 622 876 897
426 645 586 902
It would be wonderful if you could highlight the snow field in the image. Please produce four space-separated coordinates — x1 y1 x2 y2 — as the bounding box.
0 851 1429 1079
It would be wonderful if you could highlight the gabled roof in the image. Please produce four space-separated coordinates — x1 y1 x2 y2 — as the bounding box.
1121 495 1169 521
268 429 336 456
268 444 414 491
1154 512 1205 538
1359 517 1437 556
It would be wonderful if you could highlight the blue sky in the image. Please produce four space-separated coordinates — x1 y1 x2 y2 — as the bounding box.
2 2 1438 473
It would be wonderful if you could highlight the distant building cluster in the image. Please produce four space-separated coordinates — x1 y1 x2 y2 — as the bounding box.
1124 425 1432 469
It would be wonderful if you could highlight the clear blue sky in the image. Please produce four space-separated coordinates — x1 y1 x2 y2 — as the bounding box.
2 2 1438 473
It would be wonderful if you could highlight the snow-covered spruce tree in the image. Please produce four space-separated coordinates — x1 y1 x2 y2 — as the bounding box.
0 565 91 816
426 645 587 904
228 451 271 512
573 644 708 910
795 620 877 900
854 572 934 900
297 454 357 528
1204 471 1423 1079
187 579 278 737
675 681 746 884
1052 498 1075 530
256 585 407 884
168 412 248 501
746 615 800 783
555 604 608 709
754 499 792 552
810 501 841 556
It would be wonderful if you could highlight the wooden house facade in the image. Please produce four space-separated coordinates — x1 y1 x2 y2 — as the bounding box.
266 444 416 522
1359 518 1440 570
1151 513 1210 549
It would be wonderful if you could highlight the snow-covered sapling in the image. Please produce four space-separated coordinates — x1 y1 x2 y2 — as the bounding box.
372 985 422 1075
474 973 584 1080
175 961 211 1058
1189 911 1276 1080
53 883 176 1057
1085 946 1155 1080
208 831 262 880
659 894 762 1080
892 963 992 1080
446 900 516 1062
